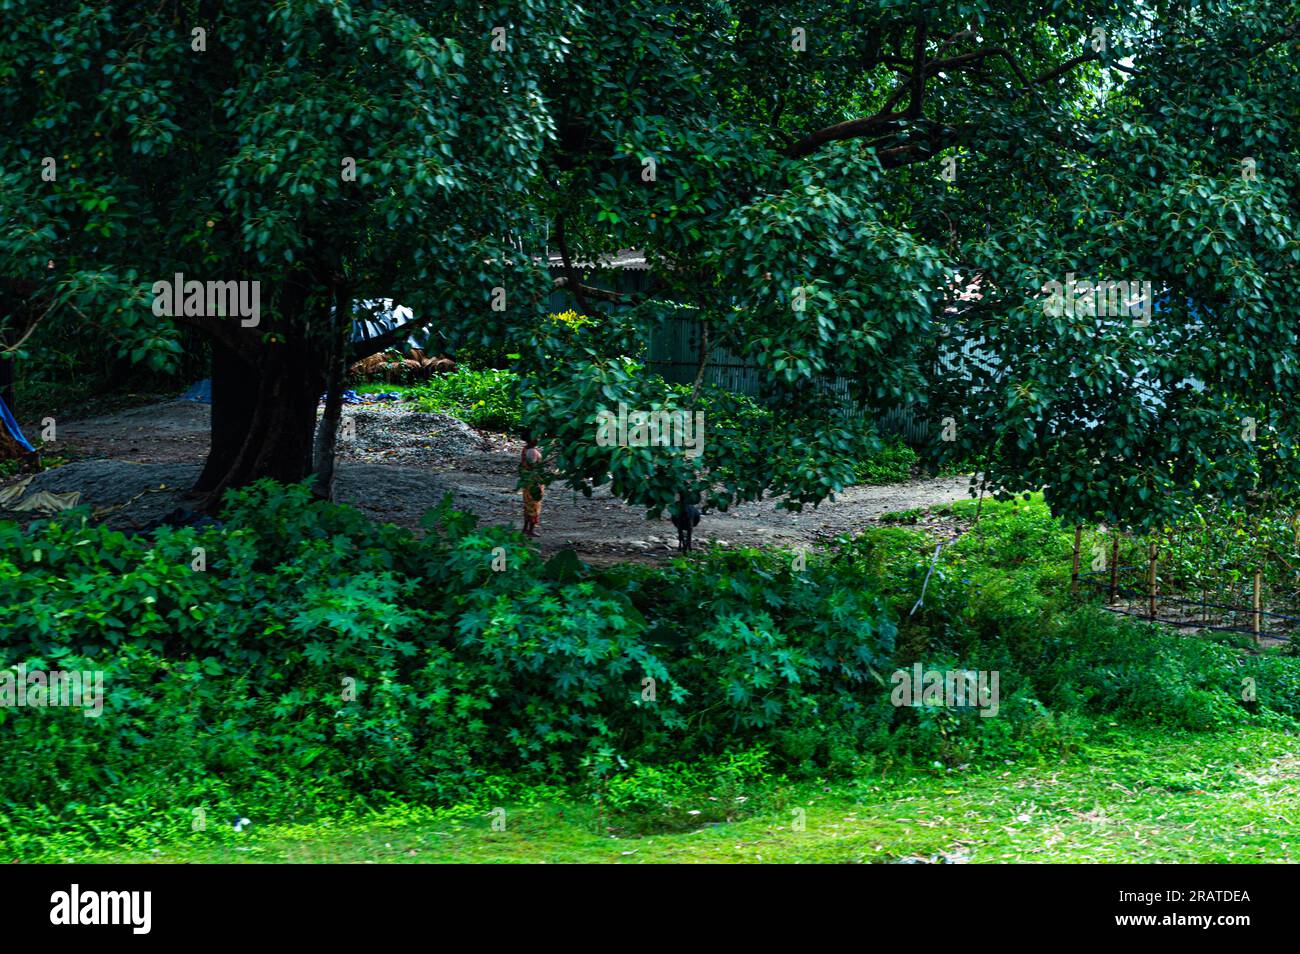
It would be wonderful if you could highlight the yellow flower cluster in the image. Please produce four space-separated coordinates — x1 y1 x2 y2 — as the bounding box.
549 309 595 329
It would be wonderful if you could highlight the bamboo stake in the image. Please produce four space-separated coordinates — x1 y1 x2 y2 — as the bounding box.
1070 525 1082 595
1253 570 1263 646
1147 540 1158 621
1108 535 1120 605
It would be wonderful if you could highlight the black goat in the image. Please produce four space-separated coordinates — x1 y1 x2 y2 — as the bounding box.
671 501 701 553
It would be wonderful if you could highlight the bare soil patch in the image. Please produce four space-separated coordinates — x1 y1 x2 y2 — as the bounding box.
13 398 974 561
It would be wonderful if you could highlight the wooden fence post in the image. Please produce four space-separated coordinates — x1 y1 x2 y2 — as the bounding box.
1147 540 1158 621
1108 535 1120 605
1071 525 1082 595
1253 570 1263 646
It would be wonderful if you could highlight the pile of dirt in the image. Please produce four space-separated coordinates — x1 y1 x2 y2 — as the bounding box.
340 407 489 464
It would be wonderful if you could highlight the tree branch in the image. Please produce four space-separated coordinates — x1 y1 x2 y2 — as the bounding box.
173 314 259 362
1249 20 1300 57
552 275 626 302
0 294 56 354
924 46 1031 87
784 110 911 159
690 324 709 405
904 24 929 118
1029 50 1100 86
785 41 1102 161
554 209 592 316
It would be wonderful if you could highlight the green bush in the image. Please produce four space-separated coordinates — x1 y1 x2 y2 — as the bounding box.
2 486 1297 855
358 367 522 432
409 368 521 432
595 748 781 834
860 501 1300 757
855 441 918 484
0 483 899 854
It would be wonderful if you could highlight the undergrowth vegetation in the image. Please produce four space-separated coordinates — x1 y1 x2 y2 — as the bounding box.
357 368 919 483
0 488 1294 858
357 367 522 432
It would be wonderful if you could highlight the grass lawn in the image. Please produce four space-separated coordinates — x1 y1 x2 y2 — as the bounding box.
83 726 1300 864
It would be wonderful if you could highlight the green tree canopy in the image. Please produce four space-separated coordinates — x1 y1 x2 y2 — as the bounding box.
3 0 1298 531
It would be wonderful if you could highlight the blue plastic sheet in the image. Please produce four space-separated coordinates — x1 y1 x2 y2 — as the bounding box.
331 390 402 406
0 395 35 453
181 379 212 404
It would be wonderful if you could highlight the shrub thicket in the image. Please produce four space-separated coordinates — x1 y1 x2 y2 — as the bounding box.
0 487 1293 855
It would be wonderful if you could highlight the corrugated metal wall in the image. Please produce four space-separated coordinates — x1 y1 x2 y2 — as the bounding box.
643 316 1000 445
547 269 1000 446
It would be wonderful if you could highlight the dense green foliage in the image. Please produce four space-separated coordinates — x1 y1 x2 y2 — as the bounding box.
0 0 572 493
856 441 919 485
361 365 918 485
511 0 1300 528
0 0 565 347
1 489 1295 856
5 1 1298 525
358 367 523 432
5 0 1300 871
0 483 892 854
858 499 1300 742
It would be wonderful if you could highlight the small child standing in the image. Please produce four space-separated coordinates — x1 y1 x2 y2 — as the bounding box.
520 435 544 537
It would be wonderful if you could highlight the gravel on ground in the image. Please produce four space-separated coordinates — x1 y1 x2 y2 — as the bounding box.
11 398 976 560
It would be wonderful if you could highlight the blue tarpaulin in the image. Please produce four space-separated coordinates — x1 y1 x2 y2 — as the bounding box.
181 379 212 404
0 395 35 453
183 380 401 407
338 390 401 405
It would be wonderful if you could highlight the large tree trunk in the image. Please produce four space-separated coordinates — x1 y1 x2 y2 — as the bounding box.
311 284 351 500
193 340 258 494
0 354 14 413
191 330 326 513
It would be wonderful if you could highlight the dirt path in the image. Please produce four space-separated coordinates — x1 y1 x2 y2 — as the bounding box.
17 399 975 561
